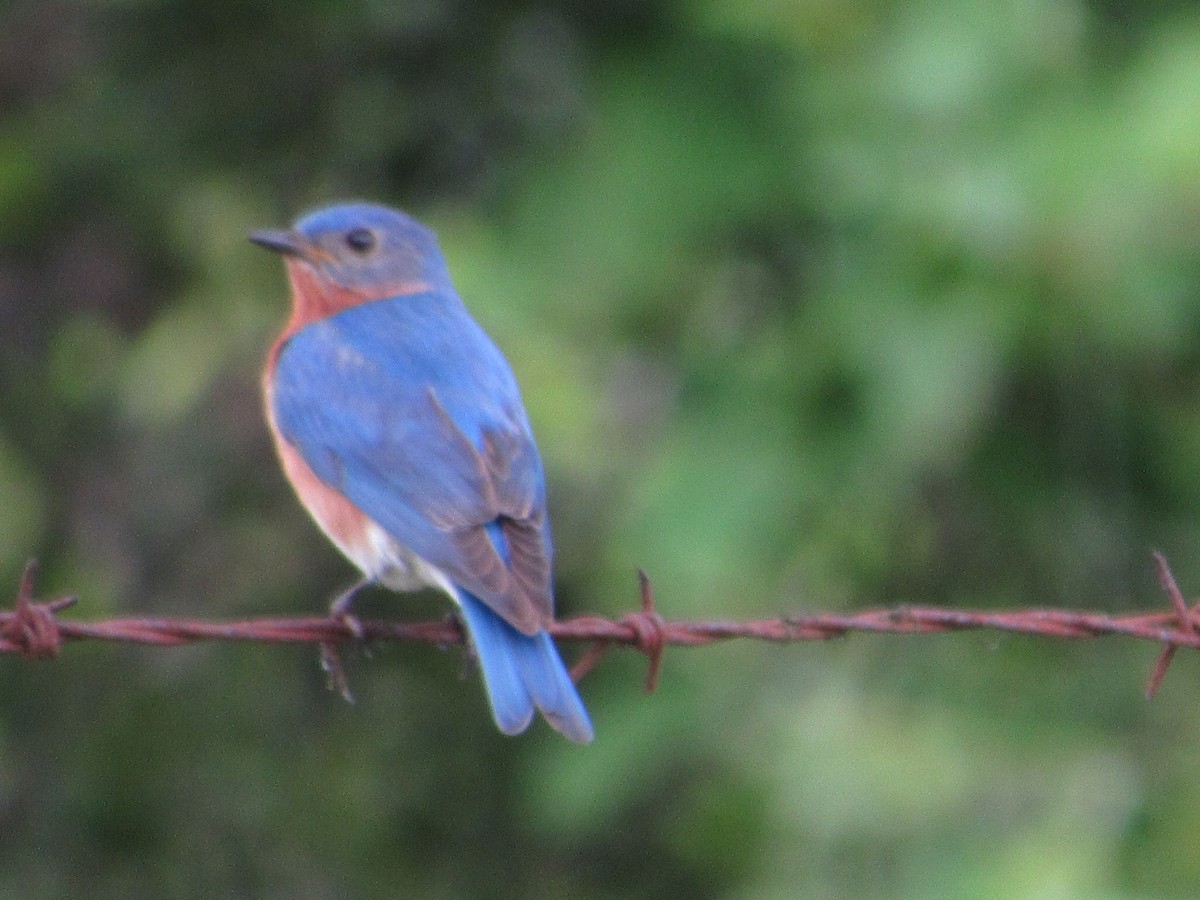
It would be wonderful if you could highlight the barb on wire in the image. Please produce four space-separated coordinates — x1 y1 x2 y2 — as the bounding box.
4 553 1200 697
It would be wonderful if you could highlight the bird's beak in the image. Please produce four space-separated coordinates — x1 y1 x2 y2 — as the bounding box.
248 228 307 258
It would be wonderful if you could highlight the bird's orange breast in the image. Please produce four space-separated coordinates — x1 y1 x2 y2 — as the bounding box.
262 367 374 565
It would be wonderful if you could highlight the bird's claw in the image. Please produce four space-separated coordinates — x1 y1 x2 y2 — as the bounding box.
320 641 355 704
319 577 371 702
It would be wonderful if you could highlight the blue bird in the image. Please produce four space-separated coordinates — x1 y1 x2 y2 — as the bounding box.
251 202 593 743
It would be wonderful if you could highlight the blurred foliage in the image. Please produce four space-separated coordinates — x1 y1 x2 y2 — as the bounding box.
2 0 1200 896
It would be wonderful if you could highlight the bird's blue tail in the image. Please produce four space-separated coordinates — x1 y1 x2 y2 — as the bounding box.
456 591 594 744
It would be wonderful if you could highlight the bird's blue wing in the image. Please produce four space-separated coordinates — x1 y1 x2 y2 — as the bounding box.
271 292 554 632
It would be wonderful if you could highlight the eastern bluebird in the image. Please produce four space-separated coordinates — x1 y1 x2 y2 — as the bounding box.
250 202 593 743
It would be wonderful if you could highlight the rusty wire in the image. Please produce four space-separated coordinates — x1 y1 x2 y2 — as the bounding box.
3 554 1199 699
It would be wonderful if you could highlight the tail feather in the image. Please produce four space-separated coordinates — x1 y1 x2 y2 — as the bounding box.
457 591 594 744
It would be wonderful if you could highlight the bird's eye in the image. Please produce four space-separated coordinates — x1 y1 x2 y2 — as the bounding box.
345 228 376 254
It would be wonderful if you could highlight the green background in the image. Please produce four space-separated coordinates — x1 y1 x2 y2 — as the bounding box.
3 0 1200 896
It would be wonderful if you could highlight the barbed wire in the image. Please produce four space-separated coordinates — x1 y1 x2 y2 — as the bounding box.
2 554 1198 699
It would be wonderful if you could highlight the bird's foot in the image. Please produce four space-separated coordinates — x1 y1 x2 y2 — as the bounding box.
330 578 369 639
320 578 372 703
320 642 355 704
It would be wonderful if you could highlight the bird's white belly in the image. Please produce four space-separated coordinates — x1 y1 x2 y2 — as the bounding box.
355 520 460 602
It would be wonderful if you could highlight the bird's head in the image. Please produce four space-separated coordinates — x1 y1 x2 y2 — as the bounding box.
252 203 451 318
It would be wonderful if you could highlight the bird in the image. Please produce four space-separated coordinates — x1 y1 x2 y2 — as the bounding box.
250 201 593 744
